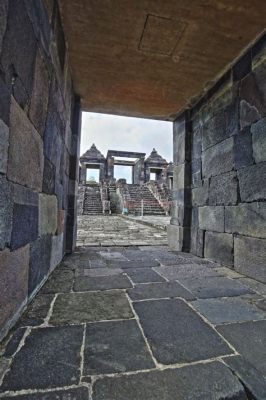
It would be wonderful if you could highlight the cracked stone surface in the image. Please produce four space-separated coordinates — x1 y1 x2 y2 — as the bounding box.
0 216 265 398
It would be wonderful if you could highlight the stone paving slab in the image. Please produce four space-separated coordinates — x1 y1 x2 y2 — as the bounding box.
217 320 266 377
125 268 165 283
128 282 195 301
1 326 83 392
179 276 254 299
3 328 26 357
50 291 134 325
192 297 266 324
107 259 160 269
73 274 133 292
0 387 90 399
84 320 155 375
18 293 54 327
154 264 221 281
223 355 266 400
133 299 232 364
76 268 123 277
93 361 247 400
40 270 74 294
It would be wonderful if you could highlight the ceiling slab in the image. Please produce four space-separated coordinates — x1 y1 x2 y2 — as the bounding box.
59 0 266 120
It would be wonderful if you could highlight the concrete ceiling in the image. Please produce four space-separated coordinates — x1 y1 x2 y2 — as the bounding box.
60 0 266 120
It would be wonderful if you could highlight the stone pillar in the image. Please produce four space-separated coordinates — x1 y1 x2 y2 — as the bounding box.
106 156 114 181
80 164 86 183
99 163 105 181
66 95 81 253
167 111 191 251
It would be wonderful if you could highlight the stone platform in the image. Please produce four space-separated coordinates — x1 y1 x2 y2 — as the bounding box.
77 215 168 246
0 242 266 399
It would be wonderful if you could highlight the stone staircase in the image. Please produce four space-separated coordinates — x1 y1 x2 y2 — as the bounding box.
83 184 103 215
127 184 165 215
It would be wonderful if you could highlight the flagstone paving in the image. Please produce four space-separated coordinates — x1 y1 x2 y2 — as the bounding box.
0 224 266 398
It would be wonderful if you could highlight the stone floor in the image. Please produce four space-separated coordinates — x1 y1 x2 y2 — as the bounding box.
1 241 266 399
77 215 168 246
123 215 171 231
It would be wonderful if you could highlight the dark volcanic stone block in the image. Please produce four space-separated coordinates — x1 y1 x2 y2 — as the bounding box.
11 203 38 250
192 180 209 206
0 246 29 336
93 361 247 400
50 291 133 325
225 202 266 238
125 268 165 283
0 175 13 250
84 320 155 375
128 282 195 301
73 274 132 292
209 171 238 206
0 78 11 126
0 120 9 174
234 128 253 169
202 111 227 150
202 137 234 178
223 355 266 400
192 125 202 160
1 325 83 391
191 158 202 187
198 206 224 232
234 235 266 283
110 259 160 269
40 270 74 294
233 51 252 81
192 297 265 325
217 320 266 376
29 50 50 136
19 293 54 327
4 328 27 357
154 264 220 281
251 118 266 163
7 99 44 191
204 231 233 266
0 0 8 55
179 276 253 299
1 387 90 400
28 235 52 296
133 299 232 364
1 0 37 108
238 162 266 202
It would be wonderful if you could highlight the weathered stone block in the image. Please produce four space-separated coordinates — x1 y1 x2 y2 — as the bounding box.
42 157 56 195
191 159 201 187
190 228 204 258
0 78 11 126
0 0 37 108
204 231 233 266
0 176 13 250
234 236 266 283
0 120 9 174
202 137 234 178
202 111 227 150
251 118 266 163
192 125 202 160
224 100 239 137
0 0 8 55
199 206 224 232
7 99 44 192
29 50 50 136
240 100 261 129
0 245 29 339
167 225 184 251
50 234 64 271
234 128 253 169
39 194 58 235
12 183 38 206
209 171 238 206
192 180 209 206
173 163 190 190
225 203 266 238
173 114 190 165
11 204 38 250
29 235 52 296
57 209 65 235
238 163 266 202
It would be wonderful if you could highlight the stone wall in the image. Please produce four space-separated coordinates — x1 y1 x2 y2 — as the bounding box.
0 0 80 340
169 34 266 283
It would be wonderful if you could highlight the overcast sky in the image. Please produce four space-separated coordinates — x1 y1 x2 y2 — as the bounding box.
80 112 173 182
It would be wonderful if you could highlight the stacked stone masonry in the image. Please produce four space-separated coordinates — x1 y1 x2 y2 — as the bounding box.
0 0 81 340
169 34 266 283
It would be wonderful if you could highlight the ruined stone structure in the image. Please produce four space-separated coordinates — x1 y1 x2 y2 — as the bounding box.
79 144 173 187
1 1 266 394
